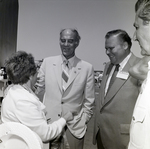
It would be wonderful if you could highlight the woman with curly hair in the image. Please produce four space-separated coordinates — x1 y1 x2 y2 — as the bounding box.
0 51 73 147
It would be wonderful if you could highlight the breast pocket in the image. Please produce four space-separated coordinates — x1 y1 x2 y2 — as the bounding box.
130 106 146 148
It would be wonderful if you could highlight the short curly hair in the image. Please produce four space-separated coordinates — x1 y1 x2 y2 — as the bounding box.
5 51 37 84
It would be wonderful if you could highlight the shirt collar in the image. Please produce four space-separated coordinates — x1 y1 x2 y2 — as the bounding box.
61 54 76 68
119 52 132 70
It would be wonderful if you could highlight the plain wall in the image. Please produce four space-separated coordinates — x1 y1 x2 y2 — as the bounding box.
17 0 141 71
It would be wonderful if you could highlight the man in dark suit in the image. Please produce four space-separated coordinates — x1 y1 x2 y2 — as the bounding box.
93 29 140 149
34 28 95 149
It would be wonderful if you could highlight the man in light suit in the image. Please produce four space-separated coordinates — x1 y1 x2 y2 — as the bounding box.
34 28 95 149
93 29 140 149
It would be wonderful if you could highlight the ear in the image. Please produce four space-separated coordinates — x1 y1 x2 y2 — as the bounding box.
143 20 150 26
75 41 79 47
123 42 128 50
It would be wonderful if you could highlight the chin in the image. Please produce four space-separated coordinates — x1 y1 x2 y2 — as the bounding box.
109 59 115 64
141 48 150 56
111 61 117 65
63 53 68 57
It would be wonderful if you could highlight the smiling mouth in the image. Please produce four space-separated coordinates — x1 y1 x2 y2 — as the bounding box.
63 47 70 50
63 49 69 52
108 55 114 58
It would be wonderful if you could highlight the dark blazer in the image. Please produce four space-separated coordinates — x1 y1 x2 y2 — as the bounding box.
93 53 140 149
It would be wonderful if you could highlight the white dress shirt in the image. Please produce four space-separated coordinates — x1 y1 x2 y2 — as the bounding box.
105 53 131 95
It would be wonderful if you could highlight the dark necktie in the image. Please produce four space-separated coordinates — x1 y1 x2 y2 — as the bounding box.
108 64 120 90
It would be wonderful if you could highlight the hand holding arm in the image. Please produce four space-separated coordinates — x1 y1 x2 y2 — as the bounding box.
129 56 150 81
62 111 74 122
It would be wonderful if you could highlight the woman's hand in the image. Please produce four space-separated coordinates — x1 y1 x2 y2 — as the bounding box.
62 111 73 122
129 56 150 80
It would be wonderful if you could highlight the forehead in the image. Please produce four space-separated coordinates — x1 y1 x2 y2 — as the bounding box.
105 35 121 46
60 29 76 39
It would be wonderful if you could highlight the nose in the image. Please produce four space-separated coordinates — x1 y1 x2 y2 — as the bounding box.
105 47 111 54
133 31 137 41
106 49 110 55
64 40 68 46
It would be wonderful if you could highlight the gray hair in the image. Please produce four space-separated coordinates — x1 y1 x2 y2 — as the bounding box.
136 0 150 22
135 0 150 12
60 28 81 42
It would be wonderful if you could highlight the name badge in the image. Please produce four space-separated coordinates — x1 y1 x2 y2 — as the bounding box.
116 71 129 80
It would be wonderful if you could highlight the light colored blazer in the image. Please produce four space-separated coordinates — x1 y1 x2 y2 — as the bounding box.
35 55 95 138
1 84 66 142
93 54 140 149
128 61 150 149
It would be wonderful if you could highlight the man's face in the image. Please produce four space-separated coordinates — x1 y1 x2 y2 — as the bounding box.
133 14 150 56
105 35 126 65
60 29 78 59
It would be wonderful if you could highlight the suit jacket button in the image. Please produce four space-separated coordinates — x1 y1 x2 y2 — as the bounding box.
132 116 135 121
61 102 64 104
58 114 61 117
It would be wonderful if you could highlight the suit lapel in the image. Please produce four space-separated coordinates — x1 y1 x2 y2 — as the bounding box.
53 56 63 93
104 77 128 105
63 57 81 92
100 63 113 105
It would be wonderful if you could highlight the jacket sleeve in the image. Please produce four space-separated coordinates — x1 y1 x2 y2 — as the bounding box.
15 99 66 142
83 65 95 123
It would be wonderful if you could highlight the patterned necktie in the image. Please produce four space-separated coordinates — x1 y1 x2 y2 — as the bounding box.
108 64 120 90
62 60 69 91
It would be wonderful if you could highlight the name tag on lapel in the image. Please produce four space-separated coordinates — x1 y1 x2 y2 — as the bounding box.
116 71 129 80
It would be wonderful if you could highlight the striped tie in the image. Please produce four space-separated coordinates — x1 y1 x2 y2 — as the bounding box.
62 60 69 91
